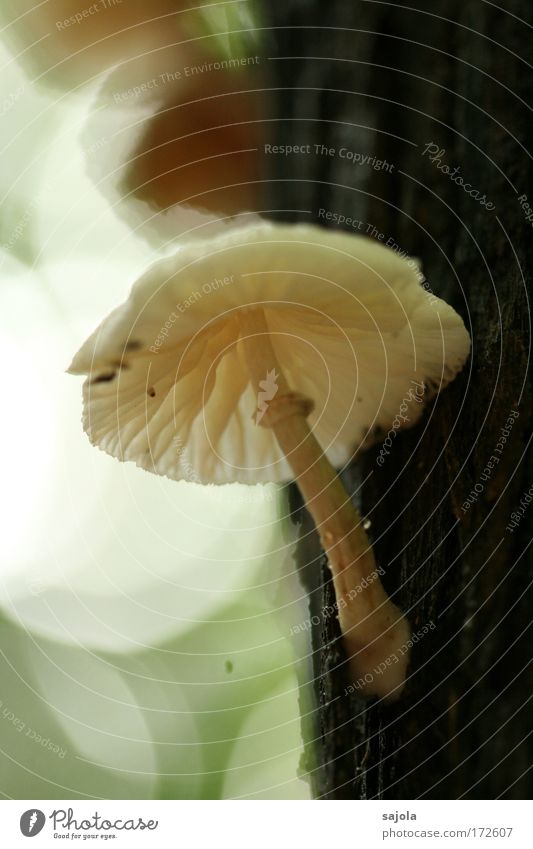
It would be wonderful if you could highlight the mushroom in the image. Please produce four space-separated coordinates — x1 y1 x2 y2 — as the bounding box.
3 1 264 238
0 0 202 89
82 45 264 246
69 222 470 699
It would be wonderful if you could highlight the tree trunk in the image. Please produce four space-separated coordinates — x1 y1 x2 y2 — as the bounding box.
264 0 532 799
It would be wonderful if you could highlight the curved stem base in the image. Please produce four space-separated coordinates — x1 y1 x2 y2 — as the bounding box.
238 306 411 700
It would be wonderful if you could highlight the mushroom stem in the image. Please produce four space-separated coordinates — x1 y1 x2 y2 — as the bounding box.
238 307 411 700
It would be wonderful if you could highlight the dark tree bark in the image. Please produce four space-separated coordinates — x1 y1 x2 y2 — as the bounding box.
263 0 532 799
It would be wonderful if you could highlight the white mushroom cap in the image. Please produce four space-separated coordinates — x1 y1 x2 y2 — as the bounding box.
69 223 470 484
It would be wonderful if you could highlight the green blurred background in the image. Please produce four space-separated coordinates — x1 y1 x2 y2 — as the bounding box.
0 17 311 799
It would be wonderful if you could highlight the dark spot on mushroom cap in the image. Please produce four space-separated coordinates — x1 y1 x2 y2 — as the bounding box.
224 660 233 673
147 387 156 397
91 371 116 384
125 339 142 351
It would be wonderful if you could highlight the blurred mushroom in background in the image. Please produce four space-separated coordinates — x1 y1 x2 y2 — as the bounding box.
0 0 200 89
2 0 266 245
82 39 265 246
